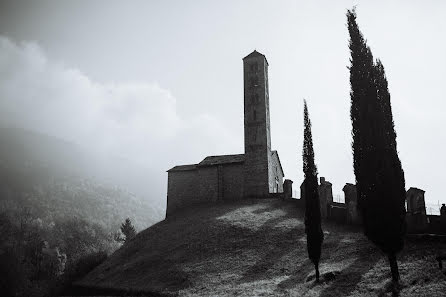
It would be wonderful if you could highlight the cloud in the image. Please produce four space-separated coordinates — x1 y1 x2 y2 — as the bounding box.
0 36 233 171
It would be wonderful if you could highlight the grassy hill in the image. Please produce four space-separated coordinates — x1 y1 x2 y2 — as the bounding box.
78 199 446 296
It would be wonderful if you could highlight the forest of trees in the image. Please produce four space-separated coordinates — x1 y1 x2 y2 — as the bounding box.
0 127 152 296
0 206 139 296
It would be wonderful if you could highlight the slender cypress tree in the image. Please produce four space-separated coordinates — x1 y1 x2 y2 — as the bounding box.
347 8 406 282
302 99 324 282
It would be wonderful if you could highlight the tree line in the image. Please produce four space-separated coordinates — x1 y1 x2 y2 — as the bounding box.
303 8 406 284
0 206 137 297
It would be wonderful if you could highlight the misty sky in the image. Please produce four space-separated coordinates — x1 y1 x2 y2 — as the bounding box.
0 1 445 211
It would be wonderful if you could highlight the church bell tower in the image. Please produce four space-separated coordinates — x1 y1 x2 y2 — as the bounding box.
243 50 272 198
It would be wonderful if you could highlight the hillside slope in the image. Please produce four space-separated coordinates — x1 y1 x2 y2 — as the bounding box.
79 199 446 296
0 127 163 230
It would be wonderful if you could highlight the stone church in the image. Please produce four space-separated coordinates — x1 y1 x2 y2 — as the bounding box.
166 50 286 216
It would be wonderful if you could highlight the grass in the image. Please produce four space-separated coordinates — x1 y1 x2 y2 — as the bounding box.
78 199 446 296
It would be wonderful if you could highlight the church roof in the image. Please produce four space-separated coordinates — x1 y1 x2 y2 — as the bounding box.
169 152 284 173
243 50 269 65
167 154 245 172
198 154 245 167
167 164 197 172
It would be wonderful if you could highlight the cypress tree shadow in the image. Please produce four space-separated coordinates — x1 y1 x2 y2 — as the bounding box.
318 252 380 296
238 214 301 283
275 231 357 291
276 258 313 290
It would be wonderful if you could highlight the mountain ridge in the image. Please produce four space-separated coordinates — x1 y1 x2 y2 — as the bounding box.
0 126 164 231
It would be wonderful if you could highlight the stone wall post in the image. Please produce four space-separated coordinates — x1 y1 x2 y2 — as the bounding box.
283 179 293 199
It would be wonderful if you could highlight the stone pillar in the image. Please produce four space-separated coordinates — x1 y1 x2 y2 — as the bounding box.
440 204 446 217
343 183 360 224
407 187 427 215
283 179 293 199
318 177 333 219
300 181 305 206
440 204 446 230
406 187 428 233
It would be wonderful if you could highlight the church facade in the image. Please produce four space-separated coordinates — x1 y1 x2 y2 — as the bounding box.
166 51 285 216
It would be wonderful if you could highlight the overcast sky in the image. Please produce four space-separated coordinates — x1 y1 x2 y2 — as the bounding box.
1 0 445 211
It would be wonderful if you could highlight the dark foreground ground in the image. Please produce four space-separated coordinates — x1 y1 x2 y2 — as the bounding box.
76 199 446 296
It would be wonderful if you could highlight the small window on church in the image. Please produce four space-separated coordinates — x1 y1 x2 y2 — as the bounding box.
253 109 257 121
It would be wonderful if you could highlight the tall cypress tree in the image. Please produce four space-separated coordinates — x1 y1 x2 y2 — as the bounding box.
302 99 324 282
347 8 406 282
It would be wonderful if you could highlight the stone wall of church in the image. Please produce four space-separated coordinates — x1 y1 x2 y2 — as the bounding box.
166 170 199 216
243 151 270 198
268 152 284 193
198 166 219 202
167 163 246 217
222 163 244 200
